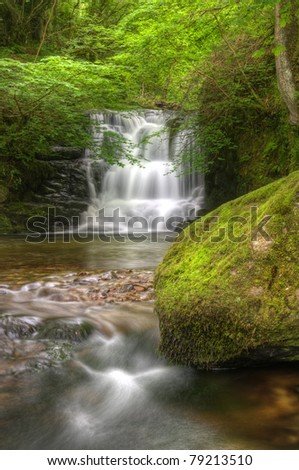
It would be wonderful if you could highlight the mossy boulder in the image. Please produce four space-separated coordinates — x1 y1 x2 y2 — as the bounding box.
155 171 299 369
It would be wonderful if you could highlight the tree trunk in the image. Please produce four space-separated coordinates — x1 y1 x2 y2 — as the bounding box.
275 1 299 126
34 0 58 61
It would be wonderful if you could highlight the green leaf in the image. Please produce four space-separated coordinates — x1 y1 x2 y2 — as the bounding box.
272 44 286 57
252 48 266 59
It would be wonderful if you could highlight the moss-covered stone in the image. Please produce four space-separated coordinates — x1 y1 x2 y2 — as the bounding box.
155 171 299 369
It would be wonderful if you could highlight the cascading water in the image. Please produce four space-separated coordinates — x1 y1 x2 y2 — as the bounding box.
81 110 204 233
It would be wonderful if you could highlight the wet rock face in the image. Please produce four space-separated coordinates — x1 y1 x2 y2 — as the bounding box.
34 158 90 219
1 150 97 233
50 147 85 160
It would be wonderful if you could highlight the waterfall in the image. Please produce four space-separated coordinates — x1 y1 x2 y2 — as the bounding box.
81 110 204 233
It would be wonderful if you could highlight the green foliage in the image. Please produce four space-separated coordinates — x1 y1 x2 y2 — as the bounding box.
0 55 130 189
0 0 54 45
0 0 298 199
177 29 296 201
97 129 140 166
0 213 13 234
65 19 120 62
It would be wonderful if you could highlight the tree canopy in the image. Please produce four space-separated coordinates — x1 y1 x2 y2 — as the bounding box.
0 0 298 192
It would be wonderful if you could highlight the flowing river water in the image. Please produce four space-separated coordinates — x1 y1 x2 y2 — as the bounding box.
0 236 298 450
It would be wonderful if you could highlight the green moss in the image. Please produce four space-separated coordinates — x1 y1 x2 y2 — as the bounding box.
155 171 299 369
236 121 297 193
0 202 49 233
0 184 8 203
0 213 13 234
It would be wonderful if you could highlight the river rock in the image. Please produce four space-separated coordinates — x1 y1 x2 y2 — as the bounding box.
0 315 94 375
36 319 94 342
100 271 117 281
0 316 39 339
155 171 299 368
133 285 146 292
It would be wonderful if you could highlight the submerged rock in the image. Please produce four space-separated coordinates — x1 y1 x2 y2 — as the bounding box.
0 315 93 375
155 171 299 369
0 339 73 375
37 319 94 342
0 316 39 339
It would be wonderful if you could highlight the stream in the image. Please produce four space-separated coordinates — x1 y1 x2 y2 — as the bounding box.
0 236 298 450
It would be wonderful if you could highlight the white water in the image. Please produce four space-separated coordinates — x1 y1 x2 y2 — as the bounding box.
81 110 204 232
